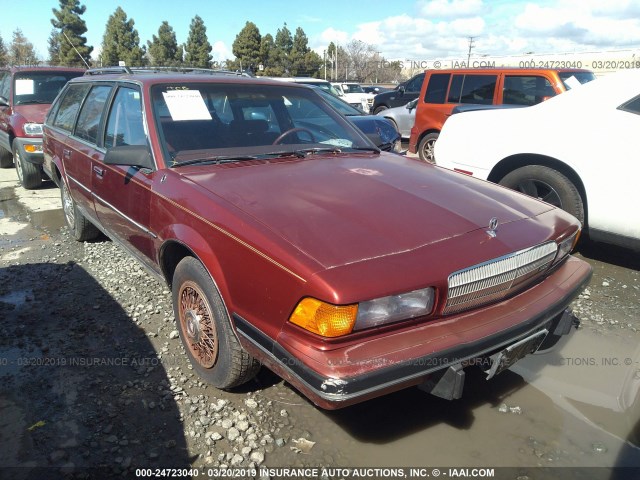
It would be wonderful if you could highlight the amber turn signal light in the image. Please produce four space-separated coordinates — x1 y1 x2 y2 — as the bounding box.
289 298 358 337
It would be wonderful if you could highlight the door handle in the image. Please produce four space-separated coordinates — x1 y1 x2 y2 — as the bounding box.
63 149 71 158
93 166 104 178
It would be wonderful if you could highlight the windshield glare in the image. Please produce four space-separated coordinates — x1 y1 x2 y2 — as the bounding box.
13 72 81 105
559 72 596 89
152 83 371 163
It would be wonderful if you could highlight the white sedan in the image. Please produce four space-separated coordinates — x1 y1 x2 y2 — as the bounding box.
435 69 640 250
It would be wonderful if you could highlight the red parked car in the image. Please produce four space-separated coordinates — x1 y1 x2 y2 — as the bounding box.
0 66 85 188
43 67 591 409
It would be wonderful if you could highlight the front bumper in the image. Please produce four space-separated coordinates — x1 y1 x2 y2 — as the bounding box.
235 256 592 409
14 137 44 165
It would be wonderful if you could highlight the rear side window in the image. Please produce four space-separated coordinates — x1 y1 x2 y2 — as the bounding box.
0 72 10 100
51 83 91 132
424 73 450 103
449 74 497 105
503 75 555 106
618 95 640 115
105 87 146 148
74 85 112 144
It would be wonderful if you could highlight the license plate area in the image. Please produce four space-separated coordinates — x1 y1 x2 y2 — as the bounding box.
485 329 548 379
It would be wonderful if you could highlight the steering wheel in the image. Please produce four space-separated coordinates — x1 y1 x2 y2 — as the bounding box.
272 127 316 145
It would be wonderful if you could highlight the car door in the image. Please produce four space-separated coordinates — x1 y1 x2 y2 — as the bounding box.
0 71 12 153
92 84 158 265
48 83 97 222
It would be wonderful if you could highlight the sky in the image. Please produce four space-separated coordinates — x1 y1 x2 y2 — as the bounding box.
1 0 640 65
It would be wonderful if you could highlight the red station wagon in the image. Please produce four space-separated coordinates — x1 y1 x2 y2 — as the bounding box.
43 68 592 409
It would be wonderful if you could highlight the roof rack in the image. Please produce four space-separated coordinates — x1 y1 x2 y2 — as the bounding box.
84 66 255 77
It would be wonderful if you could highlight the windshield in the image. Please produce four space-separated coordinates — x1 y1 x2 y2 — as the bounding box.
559 71 596 90
314 88 363 116
343 84 365 93
151 82 373 164
13 71 82 105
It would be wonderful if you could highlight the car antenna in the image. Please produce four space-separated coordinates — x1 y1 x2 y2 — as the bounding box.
61 30 90 68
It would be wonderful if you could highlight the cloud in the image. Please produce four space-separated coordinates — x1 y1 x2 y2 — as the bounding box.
210 41 231 63
419 0 486 19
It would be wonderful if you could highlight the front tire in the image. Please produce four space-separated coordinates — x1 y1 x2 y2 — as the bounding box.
499 165 584 224
172 257 259 389
418 132 439 163
373 105 388 115
0 146 13 168
61 180 100 241
14 145 42 189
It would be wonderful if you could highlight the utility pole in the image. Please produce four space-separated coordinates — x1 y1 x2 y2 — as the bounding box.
467 37 475 67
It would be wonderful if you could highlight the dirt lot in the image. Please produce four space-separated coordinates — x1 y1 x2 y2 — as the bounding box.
1 166 639 480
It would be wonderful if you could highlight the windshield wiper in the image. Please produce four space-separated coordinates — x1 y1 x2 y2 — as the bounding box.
343 146 381 154
171 155 258 167
15 99 50 105
294 147 343 155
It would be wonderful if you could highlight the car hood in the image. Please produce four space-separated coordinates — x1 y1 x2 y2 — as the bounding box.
12 104 50 124
181 154 553 269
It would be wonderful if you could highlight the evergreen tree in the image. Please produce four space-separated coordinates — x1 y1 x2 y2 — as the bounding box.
231 21 261 72
289 27 321 76
51 0 92 66
259 34 280 76
147 21 182 66
0 34 8 67
273 23 293 74
184 15 212 68
9 29 39 66
101 7 145 67
47 29 61 65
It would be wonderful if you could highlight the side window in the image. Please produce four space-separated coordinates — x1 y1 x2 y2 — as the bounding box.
424 73 450 104
503 75 555 106
618 95 640 115
0 72 10 100
449 75 497 105
105 87 146 148
406 73 425 93
74 85 112 144
51 83 91 132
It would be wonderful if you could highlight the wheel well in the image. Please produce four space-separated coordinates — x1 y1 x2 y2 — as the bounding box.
417 129 440 145
488 154 589 226
160 241 196 289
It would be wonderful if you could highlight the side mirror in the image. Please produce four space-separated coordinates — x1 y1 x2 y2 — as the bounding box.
0 96 9 107
104 145 154 170
406 99 418 111
397 85 405 95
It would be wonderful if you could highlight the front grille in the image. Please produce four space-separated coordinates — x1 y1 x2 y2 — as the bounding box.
443 242 558 315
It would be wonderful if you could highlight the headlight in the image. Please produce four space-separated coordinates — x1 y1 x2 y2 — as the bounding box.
355 287 435 330
289 287 435 337
554 228 581 265
24 123 43 135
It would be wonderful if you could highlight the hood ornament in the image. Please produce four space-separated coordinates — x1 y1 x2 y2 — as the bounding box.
486 217 499 238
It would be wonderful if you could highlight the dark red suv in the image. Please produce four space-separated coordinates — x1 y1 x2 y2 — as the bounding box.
0 66 84 188
43 67 591 409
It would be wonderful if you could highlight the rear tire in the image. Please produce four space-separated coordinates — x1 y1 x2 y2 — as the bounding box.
0 146 13 168
499 165 584 224
61 180 100 241
418 132 439 164
14 145 42 189
172 257 260 389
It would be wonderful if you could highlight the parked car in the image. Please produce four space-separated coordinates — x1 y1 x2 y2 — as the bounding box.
377 98 417 138
371 72 425 114
43 67 591 409
331 82 374 112
0 66 84 188
312 86 401 152
435 69 640 250
409 68 595 163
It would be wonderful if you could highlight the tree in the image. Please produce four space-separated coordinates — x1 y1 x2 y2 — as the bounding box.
259 34 280 76
288 28 322 77
47 29 62 65
273 23 293 74
184 15 212 68
147 21 182 66
100 7 145 67
0 34 8 67
231 21 261 73
343 39 377 82
9 29 38 66
51 0 92 66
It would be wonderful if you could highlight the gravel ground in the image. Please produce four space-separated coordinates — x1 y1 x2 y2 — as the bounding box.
0 211 345 479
